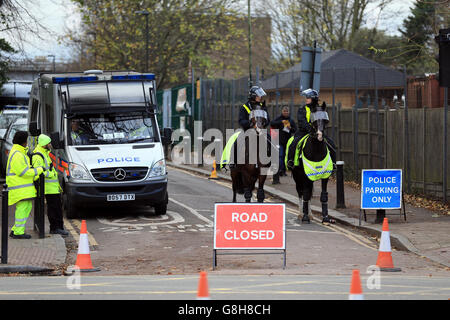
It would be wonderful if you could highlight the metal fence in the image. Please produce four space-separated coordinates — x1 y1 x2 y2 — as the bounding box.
191 67 449 201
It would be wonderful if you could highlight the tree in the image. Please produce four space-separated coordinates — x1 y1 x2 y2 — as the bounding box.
0 0 54 55
397 0 438 74
262 0 396 72
0 38 15 92
67 0 245 89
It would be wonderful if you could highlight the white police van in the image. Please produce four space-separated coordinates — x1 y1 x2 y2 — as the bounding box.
27 70 172 218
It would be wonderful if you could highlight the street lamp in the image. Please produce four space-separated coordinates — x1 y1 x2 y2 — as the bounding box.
135 10 149 73
47 54 55 73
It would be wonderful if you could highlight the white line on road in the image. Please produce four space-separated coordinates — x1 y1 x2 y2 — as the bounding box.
169 197 213 227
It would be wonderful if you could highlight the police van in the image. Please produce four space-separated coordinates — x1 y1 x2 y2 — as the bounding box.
27 70 172 218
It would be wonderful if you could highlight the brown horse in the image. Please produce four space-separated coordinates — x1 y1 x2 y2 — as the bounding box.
230 108 271 203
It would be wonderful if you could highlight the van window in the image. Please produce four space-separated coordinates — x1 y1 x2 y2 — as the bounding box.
68 112 158 145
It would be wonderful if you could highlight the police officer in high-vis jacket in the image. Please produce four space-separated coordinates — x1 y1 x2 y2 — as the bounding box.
6 131 44 239
239 86 270 131
286 88 336 170
32 134 68 236
286 88 319 170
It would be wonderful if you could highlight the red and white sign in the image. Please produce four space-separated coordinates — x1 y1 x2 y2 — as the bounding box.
214 203 286 250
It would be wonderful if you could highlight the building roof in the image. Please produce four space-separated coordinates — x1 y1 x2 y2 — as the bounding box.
262 49 404 90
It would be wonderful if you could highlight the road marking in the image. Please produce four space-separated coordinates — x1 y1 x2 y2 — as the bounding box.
63 218 80 240
69 219 99 246
169 197 213 227
97 211 184 227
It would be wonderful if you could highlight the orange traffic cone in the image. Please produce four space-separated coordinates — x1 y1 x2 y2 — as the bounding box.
75 220 100 272
376 218 401 272
348 269 364 300
196 271 211 300
208 161 219 180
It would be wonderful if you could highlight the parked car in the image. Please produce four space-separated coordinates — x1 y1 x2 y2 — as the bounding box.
0 118 28 178
0 108 28 136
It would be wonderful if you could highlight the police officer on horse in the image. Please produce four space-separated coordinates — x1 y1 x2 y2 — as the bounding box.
286 88 336 169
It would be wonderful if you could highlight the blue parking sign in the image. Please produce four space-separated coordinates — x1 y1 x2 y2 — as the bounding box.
361 170 402 209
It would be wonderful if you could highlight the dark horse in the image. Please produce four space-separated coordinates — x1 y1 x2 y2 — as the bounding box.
230 107 271 203
291 104 336 224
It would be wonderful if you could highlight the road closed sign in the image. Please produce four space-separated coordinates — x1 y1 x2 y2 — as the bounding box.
361 169 402 209
214 203 286 250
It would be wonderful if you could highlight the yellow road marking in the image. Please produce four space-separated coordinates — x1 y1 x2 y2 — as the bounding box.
64 218 99 246
63 218 80 240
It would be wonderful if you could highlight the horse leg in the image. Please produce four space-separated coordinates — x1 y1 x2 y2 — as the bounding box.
292 168 305 222
256 172 267 203
301 182 313 224
244 188 252 203
321 178 335 224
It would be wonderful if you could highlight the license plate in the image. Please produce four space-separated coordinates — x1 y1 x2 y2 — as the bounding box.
107 194 135 201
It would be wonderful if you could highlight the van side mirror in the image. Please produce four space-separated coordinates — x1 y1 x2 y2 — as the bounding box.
162 127 172 146
50 132 63 149
29 122 41 137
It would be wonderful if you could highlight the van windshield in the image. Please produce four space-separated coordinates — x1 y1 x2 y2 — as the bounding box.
68 112 158 145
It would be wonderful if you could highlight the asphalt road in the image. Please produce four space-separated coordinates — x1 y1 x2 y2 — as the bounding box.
0 274 448 300
57 166 449 277
2 166 447 300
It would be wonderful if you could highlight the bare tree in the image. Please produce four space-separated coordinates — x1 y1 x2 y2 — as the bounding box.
0 0 56 57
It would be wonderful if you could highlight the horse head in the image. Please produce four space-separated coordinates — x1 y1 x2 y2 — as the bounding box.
249 106 268 135
310 102 329 142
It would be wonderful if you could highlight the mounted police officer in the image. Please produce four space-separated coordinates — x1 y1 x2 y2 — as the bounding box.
286 88 319 170
239 85 270 131
32 134 68 236
6 131 45 239
221 85 270 169
286 88 336 170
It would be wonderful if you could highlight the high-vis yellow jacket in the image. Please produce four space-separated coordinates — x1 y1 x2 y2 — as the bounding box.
32 145 61 195
5 144 43 205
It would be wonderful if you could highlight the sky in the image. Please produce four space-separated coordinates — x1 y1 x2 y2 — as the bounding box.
6 0 416 62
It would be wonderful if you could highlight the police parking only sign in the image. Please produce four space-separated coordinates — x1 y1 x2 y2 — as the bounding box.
361 169 402 209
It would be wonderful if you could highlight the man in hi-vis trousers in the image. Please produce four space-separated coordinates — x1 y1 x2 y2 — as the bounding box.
32 134 68 236
6 131 44 239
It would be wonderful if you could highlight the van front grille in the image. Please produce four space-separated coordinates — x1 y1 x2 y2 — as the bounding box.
91 167 148 182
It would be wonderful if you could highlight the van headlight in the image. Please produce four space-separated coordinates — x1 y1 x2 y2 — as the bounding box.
148 159 166 178
69 163 92 181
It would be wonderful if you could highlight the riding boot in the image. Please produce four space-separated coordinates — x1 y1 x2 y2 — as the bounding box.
302 200 310 224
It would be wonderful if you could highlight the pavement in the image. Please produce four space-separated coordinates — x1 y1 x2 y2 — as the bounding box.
168 160 450 270
0 195 67 274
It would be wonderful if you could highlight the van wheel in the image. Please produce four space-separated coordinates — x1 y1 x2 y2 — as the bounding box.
154 192 168 216
154 202 167 216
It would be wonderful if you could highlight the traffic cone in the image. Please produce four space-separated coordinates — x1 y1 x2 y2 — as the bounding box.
208 161 219 180
75 220 100 272
348 269 364 300
196 271 211 300
376 218 401 272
